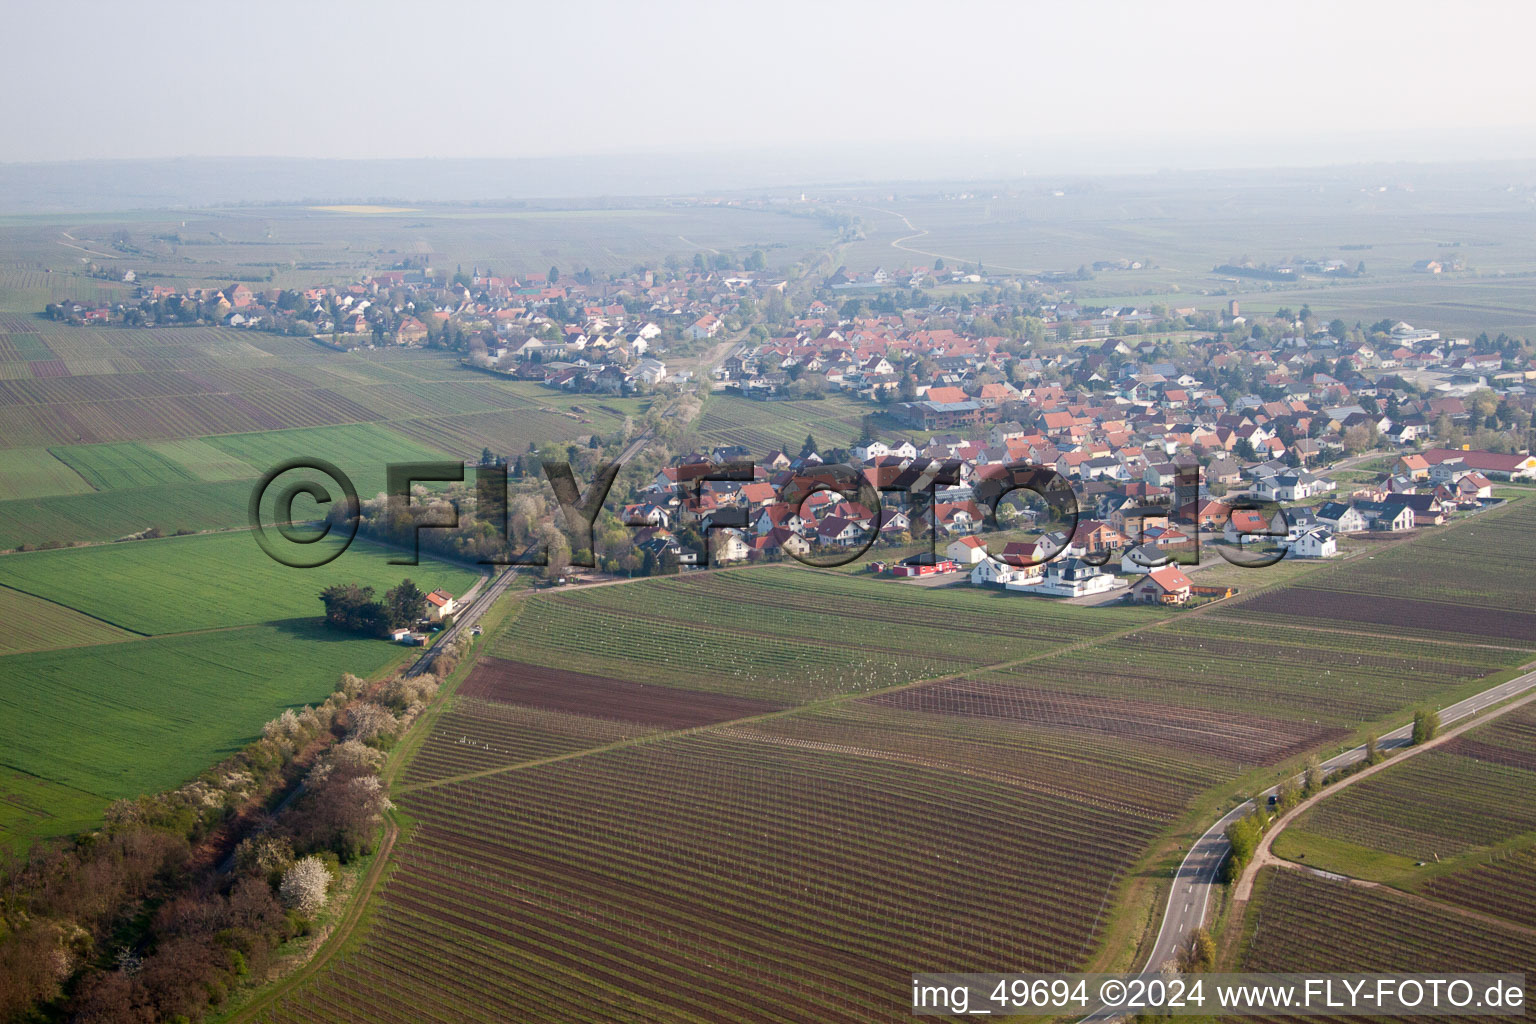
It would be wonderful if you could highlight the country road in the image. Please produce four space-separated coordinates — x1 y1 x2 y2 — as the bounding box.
1080 666 1536 1020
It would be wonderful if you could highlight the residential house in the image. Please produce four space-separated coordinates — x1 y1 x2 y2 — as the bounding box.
1354 500 1415 532
1286 526 1338 558
1037 558 1124 598
1120 544 1167 574
945 535 991 565
1315 501 1368 533
1129 565 1193 604
425 590 457 622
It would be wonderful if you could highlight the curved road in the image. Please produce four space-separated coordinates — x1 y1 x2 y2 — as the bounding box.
1082 666 1536 1019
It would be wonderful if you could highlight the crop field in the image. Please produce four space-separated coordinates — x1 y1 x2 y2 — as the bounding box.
1421 847 1536 931
1295 754 1536 861
0 422 462 550
52 438 215 489
0 445 92 499
0 530 484 634
491 567 1147 703
458 659 786 727
0 322 638 451
1233 586 1536 644
388 406 627 460
1225 500 1536 644
0 478 256 550
264 728 1160 1024
873 675 1341 767
0 368 391 447
1003 616 1528 735
403 699 663 786
0 769 105 850
0 586 133 655
694 394 874 454
1237 869 1535 1024
735 699 1218 823
1285 705 1536 863
0 620 408 846
201 421 459 496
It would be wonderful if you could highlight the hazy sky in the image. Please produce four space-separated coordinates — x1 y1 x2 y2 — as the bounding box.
6 0 1536 168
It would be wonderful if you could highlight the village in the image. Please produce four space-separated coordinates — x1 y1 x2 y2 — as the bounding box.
47 253 1536 602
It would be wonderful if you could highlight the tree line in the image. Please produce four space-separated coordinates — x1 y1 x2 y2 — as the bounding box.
319 579 428 637
0 655 462 1024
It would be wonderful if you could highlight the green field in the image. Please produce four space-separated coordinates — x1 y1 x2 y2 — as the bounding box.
694 393 874 454
0 621 409 845
0 445 92 500
202 421 458 493
1276 702 1536 887
0 478 259 550
496 566 1149 702
0 586 134 654
0 530 484 635
52 439 211 490
51 420 468 499
0 527 482 848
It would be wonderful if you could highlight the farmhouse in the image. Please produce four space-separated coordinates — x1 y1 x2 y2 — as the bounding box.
425 589 458 622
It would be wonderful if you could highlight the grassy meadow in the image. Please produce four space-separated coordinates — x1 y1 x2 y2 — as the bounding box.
0 530 483 635
0 526 485 848
0 621 410 844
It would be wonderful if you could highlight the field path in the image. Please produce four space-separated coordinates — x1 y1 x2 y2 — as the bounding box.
845 204 1035 275
222 816 399 1024
1073 670 1536 1021
1234 686 1536 904
57 231 121 260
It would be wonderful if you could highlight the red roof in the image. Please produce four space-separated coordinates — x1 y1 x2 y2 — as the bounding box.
1142 566 1193 592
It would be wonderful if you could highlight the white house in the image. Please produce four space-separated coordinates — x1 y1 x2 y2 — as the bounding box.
1315 502 1368 534
1254 470 1333 502
853 440 891 462
712 529 751 564
425 590 458 622
1037 558 1125 598
1286 526 1338 558
1120 543 1167 574
945 536 991 565
971 556 1038 587
633 358 668 385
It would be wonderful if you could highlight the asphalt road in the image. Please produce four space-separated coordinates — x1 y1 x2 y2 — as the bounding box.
1080 666 1536 1020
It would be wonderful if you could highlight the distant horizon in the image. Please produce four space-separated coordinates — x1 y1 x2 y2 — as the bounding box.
5 145 1536 216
